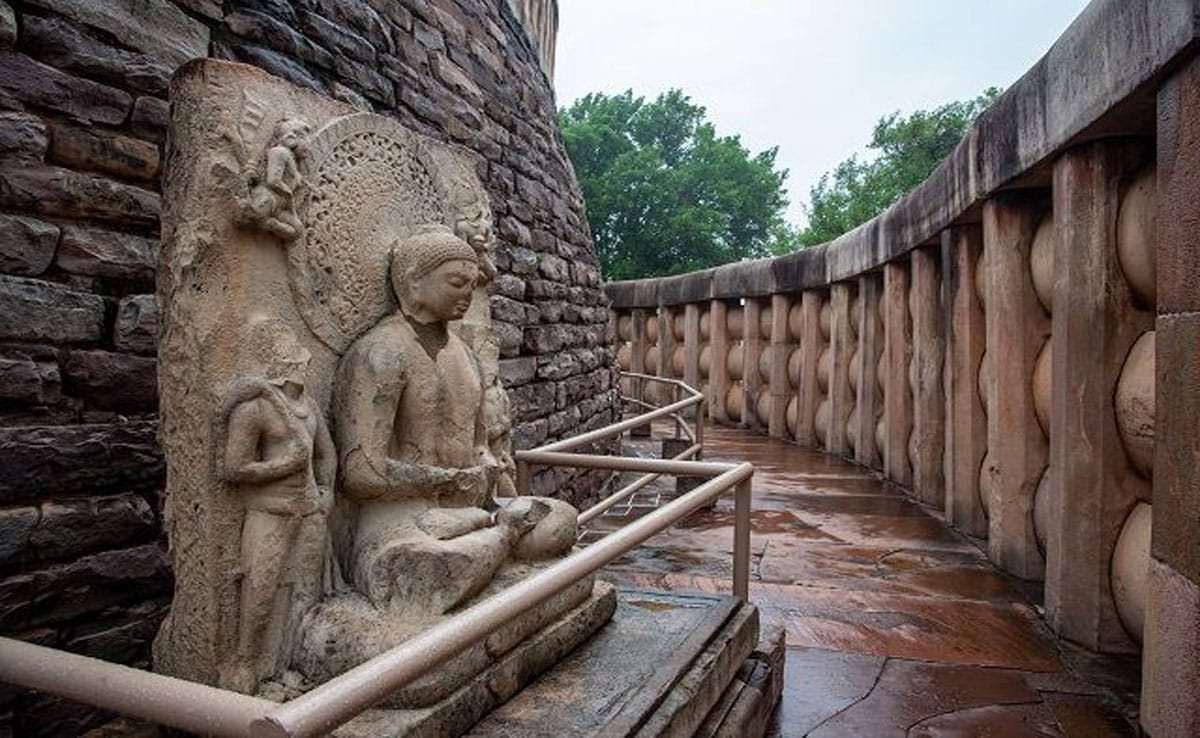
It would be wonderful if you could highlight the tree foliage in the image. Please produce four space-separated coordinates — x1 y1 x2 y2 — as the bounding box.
798 87 1002 247
559 90 790 280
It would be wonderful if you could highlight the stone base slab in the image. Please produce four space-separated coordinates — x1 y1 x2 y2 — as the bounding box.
467 588 775 737
697 622 786 738
334 579 617 737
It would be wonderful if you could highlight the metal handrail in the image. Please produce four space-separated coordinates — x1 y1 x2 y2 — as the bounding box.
513 372 700 506
0 373 751 738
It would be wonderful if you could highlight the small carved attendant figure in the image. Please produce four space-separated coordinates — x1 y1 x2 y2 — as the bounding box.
334 225 576 619
453 199 498 286
243 117 310 241
218 315 335 693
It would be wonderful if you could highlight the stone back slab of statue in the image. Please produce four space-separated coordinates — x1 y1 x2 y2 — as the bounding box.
154 61 612 720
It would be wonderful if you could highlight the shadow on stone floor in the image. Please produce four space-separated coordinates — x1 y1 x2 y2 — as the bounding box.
591 423 1142 737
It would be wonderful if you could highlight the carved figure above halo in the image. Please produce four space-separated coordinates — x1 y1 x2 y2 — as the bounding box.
240 117 310 240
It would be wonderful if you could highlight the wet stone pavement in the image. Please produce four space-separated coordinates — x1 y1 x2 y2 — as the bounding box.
587 423 1142 737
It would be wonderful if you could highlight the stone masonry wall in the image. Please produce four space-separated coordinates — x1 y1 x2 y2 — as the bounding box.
0 2 616 734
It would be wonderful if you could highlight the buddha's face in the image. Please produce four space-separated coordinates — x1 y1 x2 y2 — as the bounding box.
403 258 479 323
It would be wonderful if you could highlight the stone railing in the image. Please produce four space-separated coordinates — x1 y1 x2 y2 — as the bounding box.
605 1 1199 734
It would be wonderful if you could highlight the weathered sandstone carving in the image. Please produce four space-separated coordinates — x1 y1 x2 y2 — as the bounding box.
153 60 612 726
216 314 335 694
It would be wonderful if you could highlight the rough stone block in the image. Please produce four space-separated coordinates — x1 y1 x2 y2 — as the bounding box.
1157 55 1200 314
493 273 526 299
0 347 60 404
0 543 170 630
508 382 555 421
0 492 155 567
0 506 38 566
0 214 59 276
24 0 209 68
499 356 536 387
1141 558 1200 737
223 10 335 72
492 319 522 357
60 349 158 412
0 276 104 344
0 111 48 160
300 10 375 63
489 294 529 324
366 0 412 31
65 599 168 665
319 0 392 52
537 349 581 381
130 96 170 144
506 246 538 275
0 52 131 125
0 421 162 502
431 53 483 106
546 405 581 437
1153 312 1200 583
46 121 160 181
21 15 171 97
213 41 324 94
57 225 157 281
498 215 531 247
173 0 222 21
412 17 445 51
0 165 159 226
523 324 565 354
0 3 14 48
29 493 157 564
113 294 157 354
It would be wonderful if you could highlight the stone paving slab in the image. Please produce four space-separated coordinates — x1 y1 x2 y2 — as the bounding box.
600 424 1140 737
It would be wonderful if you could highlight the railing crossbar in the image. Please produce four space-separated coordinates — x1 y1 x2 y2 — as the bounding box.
0 373 749 738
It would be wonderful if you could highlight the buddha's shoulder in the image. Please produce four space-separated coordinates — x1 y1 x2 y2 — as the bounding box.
342 318 414 373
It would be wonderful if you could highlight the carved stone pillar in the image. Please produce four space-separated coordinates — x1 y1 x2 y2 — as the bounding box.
883 262 913 486
854 275 882 468
828 284 854 456
1046 140 1151 652
742 298 765 432
1140 54 1200 738
683 303 702 417
910 247 945 506
796 291 823 447
983 193 1047 579
942 226 988 536
710 299 730 424
629 307 650 436
768 294 790 438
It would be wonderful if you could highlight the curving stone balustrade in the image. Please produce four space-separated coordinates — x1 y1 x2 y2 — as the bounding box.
606 1 1200 734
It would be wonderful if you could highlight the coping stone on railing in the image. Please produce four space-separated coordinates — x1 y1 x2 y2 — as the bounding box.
604 0 1200 309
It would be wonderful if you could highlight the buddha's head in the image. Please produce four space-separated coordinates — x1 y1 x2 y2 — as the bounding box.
390 224 480 324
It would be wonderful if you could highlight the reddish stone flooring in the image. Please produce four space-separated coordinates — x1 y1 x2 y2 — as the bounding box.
588 424 1141 737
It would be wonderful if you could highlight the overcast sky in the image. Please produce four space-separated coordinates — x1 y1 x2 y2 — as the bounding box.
554 0 1092 226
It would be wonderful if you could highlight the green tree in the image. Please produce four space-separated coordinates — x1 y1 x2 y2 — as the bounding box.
798 87 1002 247
559 90 791 280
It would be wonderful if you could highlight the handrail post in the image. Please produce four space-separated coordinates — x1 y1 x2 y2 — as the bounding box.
733 478 752 601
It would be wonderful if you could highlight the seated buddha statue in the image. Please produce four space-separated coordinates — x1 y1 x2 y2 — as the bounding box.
331 224 577 619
